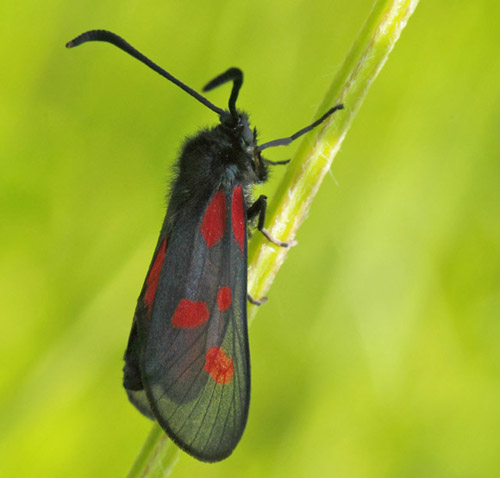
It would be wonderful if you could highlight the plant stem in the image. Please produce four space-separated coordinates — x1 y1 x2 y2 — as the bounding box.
247 0 419 321
127 0 419 475
127 425 179 478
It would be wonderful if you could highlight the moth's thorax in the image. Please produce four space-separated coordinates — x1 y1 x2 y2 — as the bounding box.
171 110 268 219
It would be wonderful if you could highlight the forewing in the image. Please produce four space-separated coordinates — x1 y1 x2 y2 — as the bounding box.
123 235 167 419
142 185 249 462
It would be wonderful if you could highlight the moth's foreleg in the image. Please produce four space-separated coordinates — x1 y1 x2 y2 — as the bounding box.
247 195 298 248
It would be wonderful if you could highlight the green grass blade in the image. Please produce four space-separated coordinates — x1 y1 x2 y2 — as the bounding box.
247 0 420 320
127 425 179 478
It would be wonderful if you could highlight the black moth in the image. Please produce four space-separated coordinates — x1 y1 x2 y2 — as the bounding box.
67 30 343 462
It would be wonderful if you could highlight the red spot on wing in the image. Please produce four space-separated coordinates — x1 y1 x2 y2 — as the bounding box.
201 190 227 248
231 185 245 252
204 347 234 384
172 299 210 328
217 286 232 312
144 238 167 311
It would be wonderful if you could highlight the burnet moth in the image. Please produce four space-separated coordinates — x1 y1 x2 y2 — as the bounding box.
67 30 343 462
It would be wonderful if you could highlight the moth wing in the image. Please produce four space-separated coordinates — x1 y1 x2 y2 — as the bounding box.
123 235 168 419
139 185 249 462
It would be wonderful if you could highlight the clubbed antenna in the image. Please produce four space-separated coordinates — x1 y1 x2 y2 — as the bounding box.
66 30 225 116
203 68 243 119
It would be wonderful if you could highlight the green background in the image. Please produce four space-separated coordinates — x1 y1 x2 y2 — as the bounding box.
2 0 500 476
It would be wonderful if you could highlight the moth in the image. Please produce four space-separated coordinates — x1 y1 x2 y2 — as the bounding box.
67 30 343 462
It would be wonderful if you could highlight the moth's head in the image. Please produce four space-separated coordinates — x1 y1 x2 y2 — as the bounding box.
218 111 254 145
216 108 267 182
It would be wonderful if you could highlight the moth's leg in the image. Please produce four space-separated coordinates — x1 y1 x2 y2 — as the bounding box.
263 158 291 166
247 195 298 247
247 294 268 306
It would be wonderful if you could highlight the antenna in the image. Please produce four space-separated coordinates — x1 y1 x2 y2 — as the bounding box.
203 68 243 118
66 30 225 116
258 104 344 151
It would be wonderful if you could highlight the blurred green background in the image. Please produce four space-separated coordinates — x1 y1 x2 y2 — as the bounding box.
2 0 500 476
